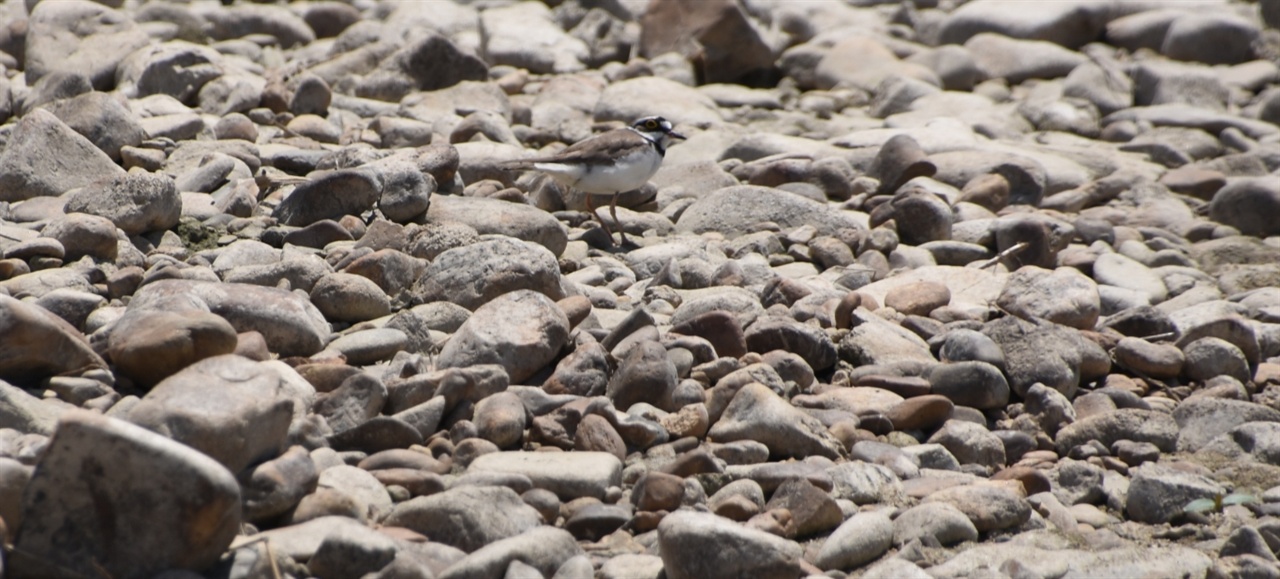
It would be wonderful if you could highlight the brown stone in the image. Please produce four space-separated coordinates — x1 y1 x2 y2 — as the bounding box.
712 494 760 521
574 413 626 461
991 466 1053 496
883 281 951 316
660 403 709 440
633 471 684 512
670 310 746 359
887 394 955 431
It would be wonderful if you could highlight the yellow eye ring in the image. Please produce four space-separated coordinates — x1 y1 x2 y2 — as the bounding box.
645 120 659 130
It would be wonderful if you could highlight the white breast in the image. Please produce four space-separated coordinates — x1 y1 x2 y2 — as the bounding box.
535 148 663 194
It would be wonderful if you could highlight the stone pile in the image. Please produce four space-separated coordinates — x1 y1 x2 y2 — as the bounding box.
2 0 1280 577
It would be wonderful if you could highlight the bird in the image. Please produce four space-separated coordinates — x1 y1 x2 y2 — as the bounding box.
503 116 686 245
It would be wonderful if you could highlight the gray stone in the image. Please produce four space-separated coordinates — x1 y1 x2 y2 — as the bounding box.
1174 398 1280 453
427 195 567 257
128 279 332 357
657 510 802 579
438 526 584 579
467 451 622 501
927 420 1006 471
383 486 542 553
814 511 893 571
272 169 382 227
63 172 180 236
708 382 844 460
922 483 1031 532
1126 462 1224 524
996 266 1099 330
677 185 864 239
1055 408 1177 455
412 237 562 311
0 109 127 202
308 524 397 579
25 0 150 90
892 501 979 546
928 361 1009 410
125 355 302 473
11 411 239 579
436 290 570 384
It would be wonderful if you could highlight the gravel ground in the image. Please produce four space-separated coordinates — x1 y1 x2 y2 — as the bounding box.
3 0 1280 577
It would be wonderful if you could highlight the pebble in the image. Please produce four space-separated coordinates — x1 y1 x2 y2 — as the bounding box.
0 0 1277 575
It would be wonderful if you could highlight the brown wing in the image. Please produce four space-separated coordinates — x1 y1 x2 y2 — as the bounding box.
505 129 645 168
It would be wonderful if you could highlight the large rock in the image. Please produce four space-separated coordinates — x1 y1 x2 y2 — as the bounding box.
24 0 150 90
107 309 239 389
708 382 844 460
0 109 126 202
272 169 383 227
62 172 181 235
411 237 562 310
382 485 542 552
427 195 568 257
198 3 315 48
594 76 724 127
1126 462 1225 524
11 411 240 579
1209 177 1280 237
354 33 489 102
814 511 894 571
657 511 802 579
436 290 570 384
677 186 864 239
936 0 1112 48
127 279 332 357
0 381 70 436
0 295 108 386
1173 398 1280 453
41 91 147 162
124 355 308 473
995 266 1100 330
438 526 584 579
479 1 586 74
639 0 776 85
1055 409 1178 455
982 315 1108 398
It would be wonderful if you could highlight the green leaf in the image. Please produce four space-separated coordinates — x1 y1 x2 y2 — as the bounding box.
1184 498 1218 513
1223 493 1259 506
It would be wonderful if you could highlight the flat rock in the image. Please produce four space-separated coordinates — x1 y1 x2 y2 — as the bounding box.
427 195 568 257
128 279 332 357
382 485 542 553
1126 462 1225 524
467 451 622 501
893 501 979 546
676 185 864 239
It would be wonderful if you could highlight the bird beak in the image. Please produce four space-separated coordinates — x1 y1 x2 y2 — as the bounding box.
669 130 687 141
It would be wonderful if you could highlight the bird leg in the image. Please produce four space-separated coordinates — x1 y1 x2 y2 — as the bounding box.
585 192 616 245
610 193 628 245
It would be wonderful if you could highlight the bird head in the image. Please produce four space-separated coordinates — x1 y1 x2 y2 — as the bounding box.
631 116 686 146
